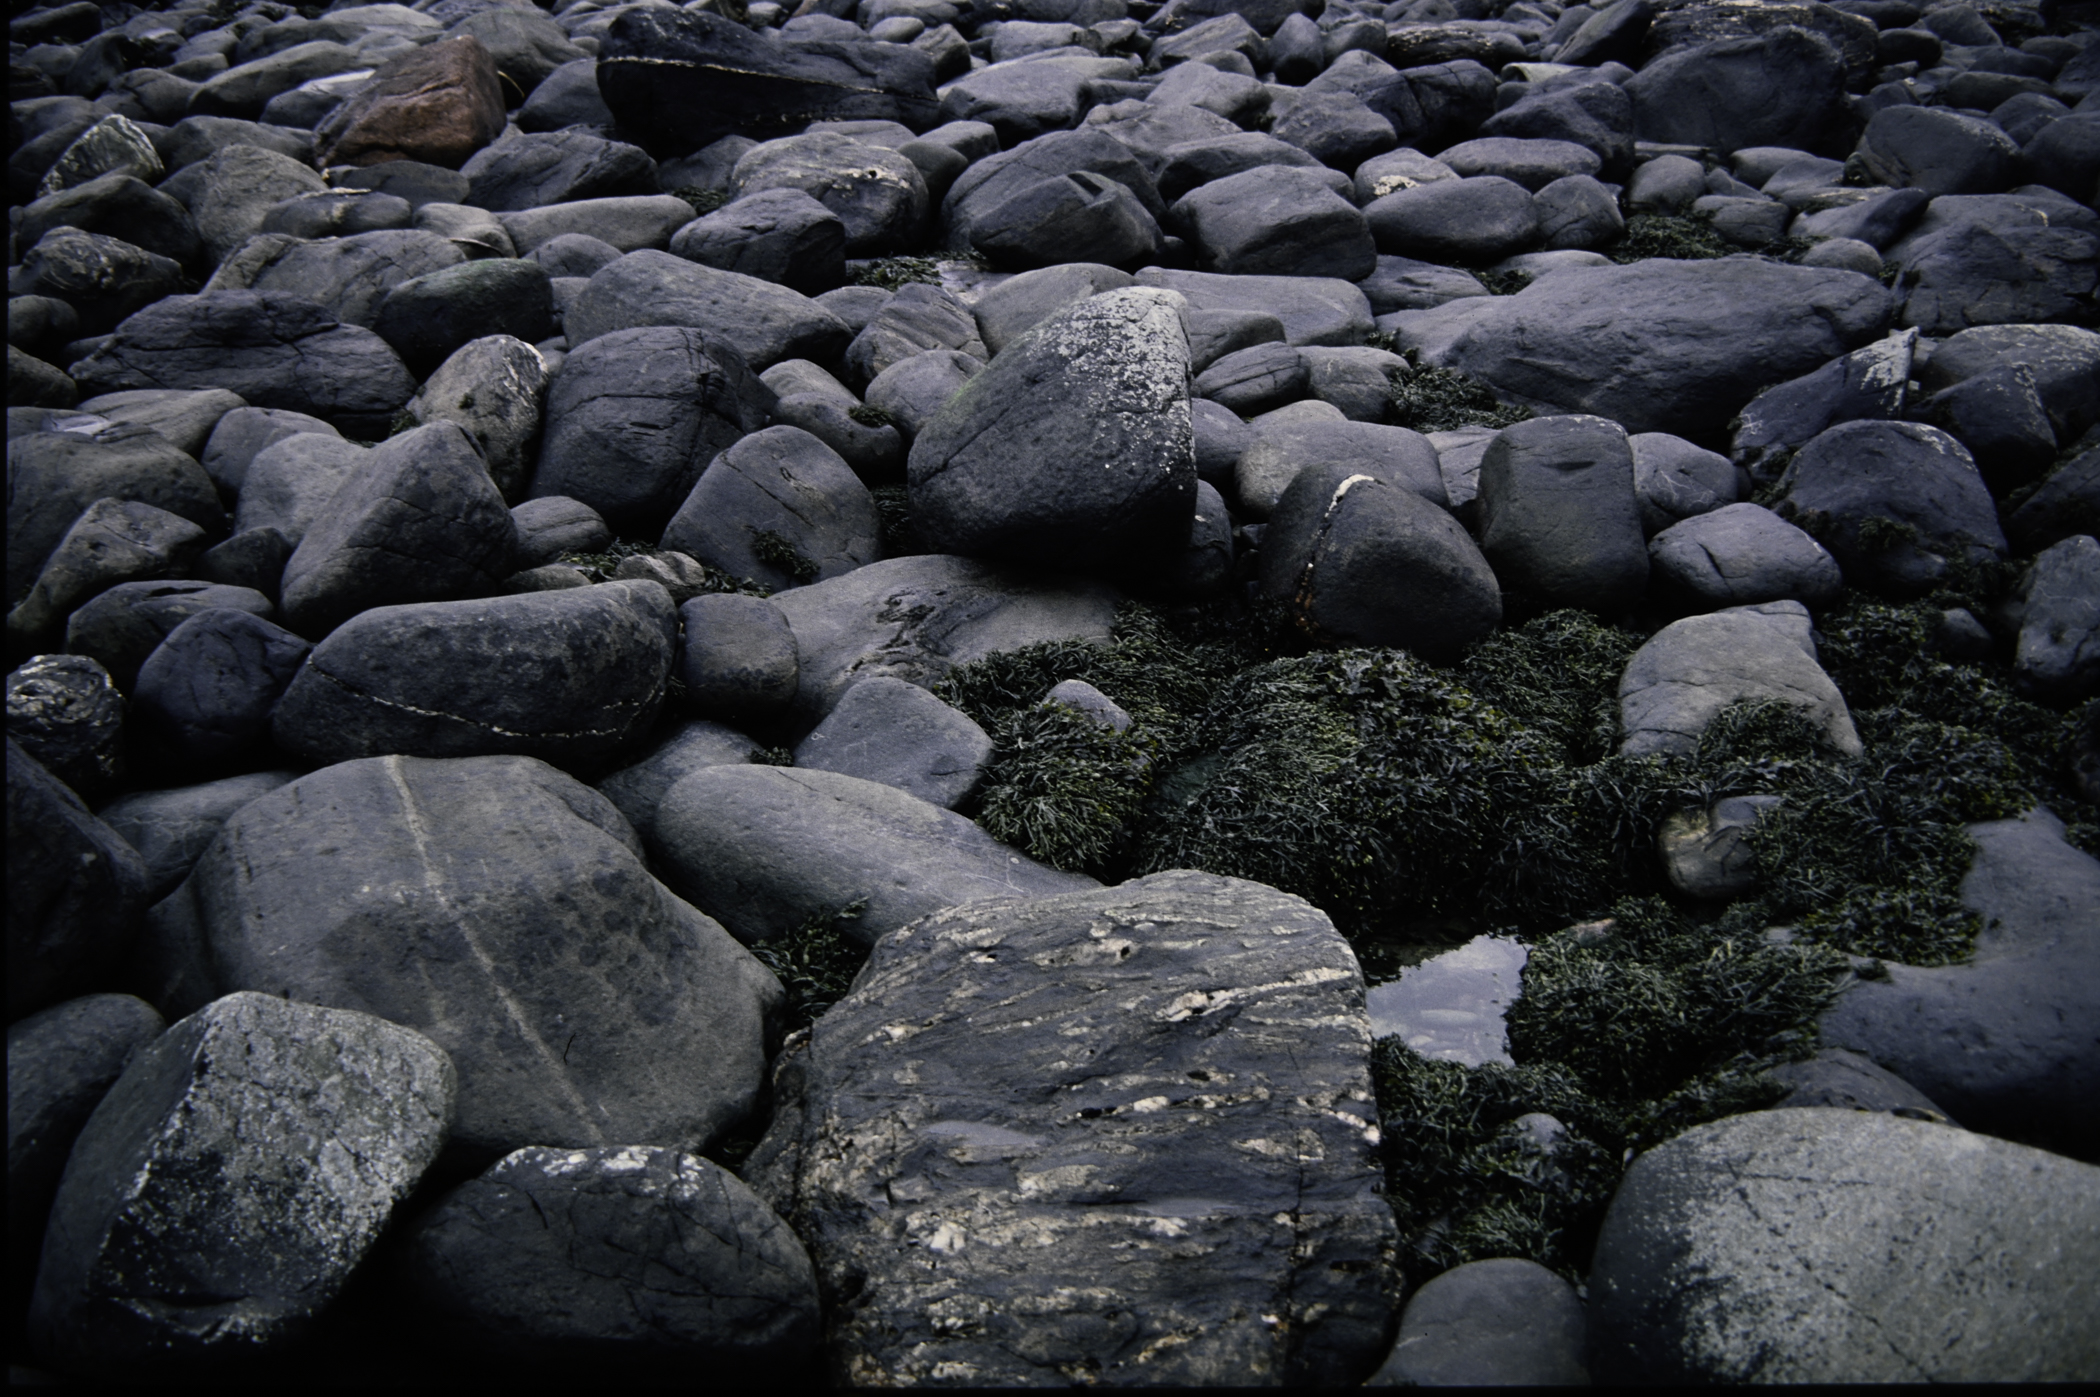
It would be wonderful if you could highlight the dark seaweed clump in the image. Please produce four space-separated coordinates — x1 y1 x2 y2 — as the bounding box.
937 591 2093 1286
1386 363 1535 434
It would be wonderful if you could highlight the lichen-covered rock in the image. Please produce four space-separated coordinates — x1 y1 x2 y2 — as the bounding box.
1588 1108 2100 1382
745 870 1399 1386
27 992 455 1372
907 287 1196 577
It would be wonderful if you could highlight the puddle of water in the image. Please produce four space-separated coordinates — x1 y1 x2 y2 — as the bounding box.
1366 935 1528 1067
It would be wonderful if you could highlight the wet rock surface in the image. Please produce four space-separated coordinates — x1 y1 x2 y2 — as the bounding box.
9 0 2100 1382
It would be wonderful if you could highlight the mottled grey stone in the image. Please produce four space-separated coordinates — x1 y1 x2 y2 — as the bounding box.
792 675 991 809
1649 503 1844 610
27 992 455 1371
744 870 1400 1386
1588 1109 2100 1383
1618 602 1862 759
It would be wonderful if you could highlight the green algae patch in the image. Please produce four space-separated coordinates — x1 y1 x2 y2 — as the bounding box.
1388 363 1534 434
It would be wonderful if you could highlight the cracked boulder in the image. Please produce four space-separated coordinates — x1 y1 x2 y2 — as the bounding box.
661 426 881 592
1618 601 1862 759
744 869 1400 1386
136 755 780 1158
28 992 455 1372
269 579 677 769
1588 1108 2100 1382
402 1145 819 1371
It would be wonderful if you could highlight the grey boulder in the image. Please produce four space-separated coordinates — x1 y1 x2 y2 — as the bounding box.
1649 503 1843 610
743 870 1399 1386
1366 1257 1587 1387
660 425 882 592
1588 1108 2100 1382
1476 414 1649 616
652 764 1095 949
791 674 992 810
1617 601 1863 759
561 250 851 369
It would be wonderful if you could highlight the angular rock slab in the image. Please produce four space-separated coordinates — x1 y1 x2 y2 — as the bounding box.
907 286 1196 575
404 1145 819 1366
28 992 455 1371
158 756 780 1156
653 764 1094 949
1618 601 1862 759
1418 258 1894 438
745 870 1400 1386
1588 1109 2100 1382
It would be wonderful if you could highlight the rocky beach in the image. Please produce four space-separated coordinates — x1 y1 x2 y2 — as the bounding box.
7 0 2100 1383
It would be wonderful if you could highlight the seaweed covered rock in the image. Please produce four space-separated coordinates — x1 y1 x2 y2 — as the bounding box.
907 287 1195 578
1617 602 1862 759
1819 807 2100 1159
1588 1109 2100 1382
743 870 1399 1386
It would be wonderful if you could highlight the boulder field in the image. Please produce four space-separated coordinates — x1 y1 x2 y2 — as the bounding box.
7 0 2099 1384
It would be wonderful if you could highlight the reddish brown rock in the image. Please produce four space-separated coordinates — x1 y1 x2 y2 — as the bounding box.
314 36 506 171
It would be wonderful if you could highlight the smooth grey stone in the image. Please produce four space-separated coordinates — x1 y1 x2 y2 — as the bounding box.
404 334 550 504
1153 130 1325 204
1625 27 1846 155
654 764 1094 948
1884 193 2100 337
27 992 454 1371
761 359 904 479
271 581 677 769
1765 1047 1955 1121
329 158 470 209
494 195 698 257
72 388 244 461
146 757 778 1158
1302 345 1409 423
1922 363 2057 491
1366 1257 1588 1386
1587 1109 2100 1382
1916 322 2100 445
257 188 413 240
370 257 555 380
528 325 776 538
742 870 1398 1384
1774 420 2005 599
94 772 298 899
1172 164 1375 281
1352 147 1460 204
1630 431 1738 537
1195 340 1306 417
936 53 1136 147
1258 461 1501 661
232 432 367 547
729 131 929 257
1191 397 1252 491
279 422 517 638
1649 503 1843 610
1731 329 1915 482
1856 104 2019 196
1438 135 1600 191
6 499 210 653
1617 601 1862 759
1419 259 1894 439
792 675 991 809
1365 174 1539 262
1477 414 1648 616
15 174 203 276
1045 677 1131 731
842 281 987 389
65 291 415 437
6 994 164 1299
1477 71 1633 178
1183 307 1286 377
662 425 881 592
906 288 1195 576
595 719 762 843
461 130 656 214
1234 417 1446 520
864 349 983 442
668 187 846 296
1625 151 1705 213
1535 172 1626 250
1355 255 1489 315
5 426 223 603
403 1146 819 1366
1134 266 1374 348
2006 449 2100 556
62 581 273 695
1789 186 1930 249
186 142 328 266
768 553 1118 724
942 127 1162 270
1655 792 1784 900
524 231 623 280
203 227 466 328
562 249 851 370
2011 534 2100 704
1266 87 1398 171
812 284 894 337
968 262 1134 355
676 593 801 727
198 405 340 497
6 738 150 1022
509 497 609 571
